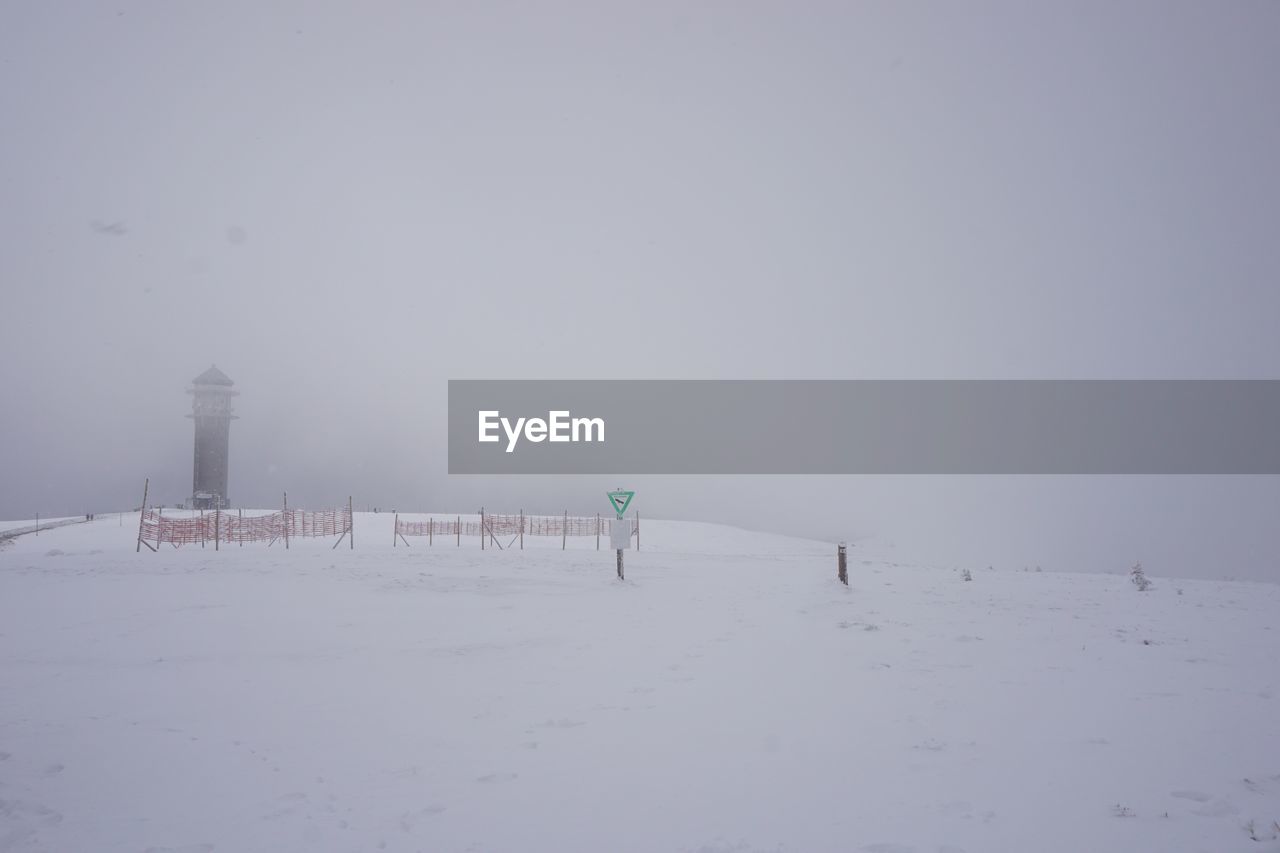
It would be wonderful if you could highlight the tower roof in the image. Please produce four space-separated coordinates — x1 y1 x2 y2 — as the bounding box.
192 365 234 386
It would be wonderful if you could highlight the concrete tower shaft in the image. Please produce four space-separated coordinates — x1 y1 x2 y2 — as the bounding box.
187 365 237 509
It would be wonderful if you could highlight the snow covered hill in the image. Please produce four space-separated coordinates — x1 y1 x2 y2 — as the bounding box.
1 514 1277 853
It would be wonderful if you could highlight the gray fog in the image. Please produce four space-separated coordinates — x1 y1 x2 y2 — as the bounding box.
2 2 1278 579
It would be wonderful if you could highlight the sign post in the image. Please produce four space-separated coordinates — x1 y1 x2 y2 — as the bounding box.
606 489 635 580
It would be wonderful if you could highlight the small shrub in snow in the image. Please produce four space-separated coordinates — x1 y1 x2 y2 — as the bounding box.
1244 819 1280 842
961 569 973 582
1113 804 1136 818
1130 562 1152 592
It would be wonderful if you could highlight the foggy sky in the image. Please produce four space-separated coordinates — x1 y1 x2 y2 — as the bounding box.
2 2 1278 579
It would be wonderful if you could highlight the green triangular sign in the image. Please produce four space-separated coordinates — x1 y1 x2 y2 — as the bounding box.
606 489 634 519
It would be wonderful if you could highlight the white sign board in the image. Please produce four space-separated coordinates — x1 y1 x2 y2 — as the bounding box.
610 518 633 550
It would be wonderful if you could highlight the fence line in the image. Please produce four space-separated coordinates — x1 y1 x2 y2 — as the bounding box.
138 506 352 550
394 512 639 549
133 498 635 553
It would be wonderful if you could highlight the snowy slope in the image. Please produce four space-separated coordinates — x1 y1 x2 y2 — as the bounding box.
1 514 1277 853
0 517 81 535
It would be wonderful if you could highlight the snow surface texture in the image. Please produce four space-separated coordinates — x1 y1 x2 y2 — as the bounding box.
1 513 1277 853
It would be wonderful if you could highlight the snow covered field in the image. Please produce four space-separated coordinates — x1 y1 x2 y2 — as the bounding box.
1 514 1277 853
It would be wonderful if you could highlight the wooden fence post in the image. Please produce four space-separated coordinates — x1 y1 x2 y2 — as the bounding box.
349 496 354 549
596 513 600 550
394 512 411 548
214 508 220 551
135 477 149 552
283 492 290 549
429 517 433 546
562 510 567 550
481 507 485 551
520 509 524 550
456 516 460 547
838 543 848 585
238 508 243 546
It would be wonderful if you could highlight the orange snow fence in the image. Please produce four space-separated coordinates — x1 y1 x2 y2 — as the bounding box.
138 506 352 549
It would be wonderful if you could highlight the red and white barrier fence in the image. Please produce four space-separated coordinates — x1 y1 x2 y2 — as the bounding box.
137 503 353 551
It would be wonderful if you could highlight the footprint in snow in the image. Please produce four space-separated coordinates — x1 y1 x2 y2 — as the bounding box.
539 719 585 729
386 766 421 779
1242 777 1279 794
1192 798 1238 817
685 840 777 853
399 805 446 831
